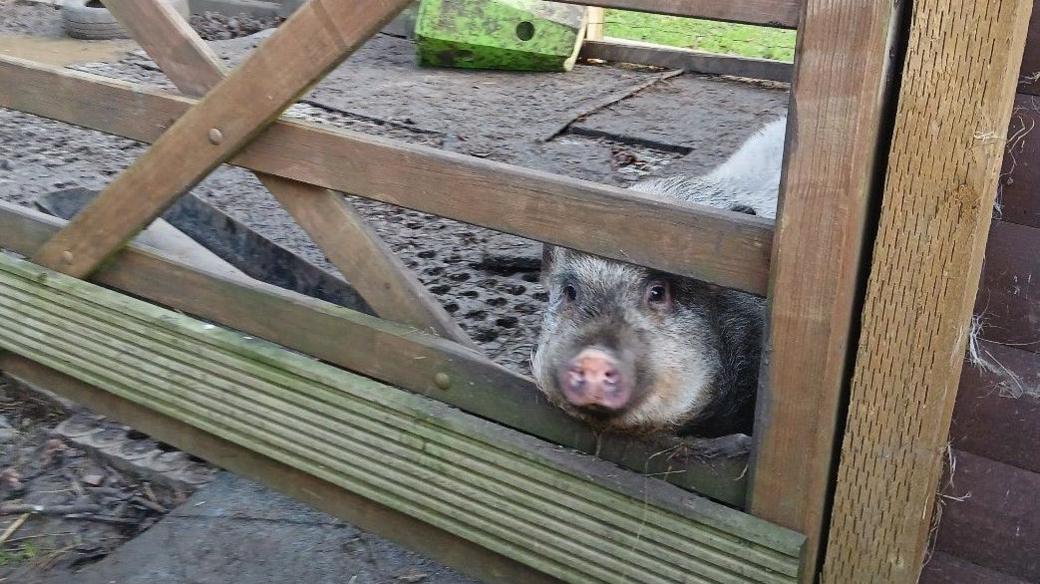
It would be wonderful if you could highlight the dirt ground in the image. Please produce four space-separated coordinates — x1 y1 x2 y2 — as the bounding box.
0 1 788 581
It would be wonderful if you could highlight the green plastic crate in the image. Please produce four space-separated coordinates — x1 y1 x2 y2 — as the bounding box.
415 0 587 72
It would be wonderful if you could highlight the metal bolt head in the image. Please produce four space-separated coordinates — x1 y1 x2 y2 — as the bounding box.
434 372 451 390
208 128 224 145
61 250 74 264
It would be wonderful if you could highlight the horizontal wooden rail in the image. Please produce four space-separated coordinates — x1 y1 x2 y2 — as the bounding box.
554 0 800 28
101 0 475 347
0 56 774 295
0 200 748 505
0 252 804 584
581 39 793 83
0 354 561 584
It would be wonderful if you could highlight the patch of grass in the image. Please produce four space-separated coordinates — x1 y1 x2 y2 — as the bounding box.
602 11 796 62
0 542 39 567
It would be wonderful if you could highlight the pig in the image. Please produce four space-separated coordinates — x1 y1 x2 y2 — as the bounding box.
531 118 786 441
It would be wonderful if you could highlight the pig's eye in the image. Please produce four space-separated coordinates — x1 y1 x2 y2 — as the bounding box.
562 284 578 302
644 281 672 310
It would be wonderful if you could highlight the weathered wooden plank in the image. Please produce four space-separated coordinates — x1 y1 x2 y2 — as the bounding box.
0 56 774 295
997 97 1040 229
745 0 904 579
554 0 799 28
972 219 1040 353
580 39 792 83
0 200 749 505
933 450 1040 582
0 353 563 584
586 7 605 41
31 0 413 277
100 0 473 347
0 252 804 584
1017 7 1040 96
821 0 1034 582
920 551 1032 584
952 340 1040 473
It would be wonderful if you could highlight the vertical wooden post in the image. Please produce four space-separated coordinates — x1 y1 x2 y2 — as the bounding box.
747 0 905 579
586 7 605 41
821 0 1034 582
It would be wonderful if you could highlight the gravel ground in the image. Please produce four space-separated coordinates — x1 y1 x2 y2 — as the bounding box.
189 11 284 41
0 380 186 581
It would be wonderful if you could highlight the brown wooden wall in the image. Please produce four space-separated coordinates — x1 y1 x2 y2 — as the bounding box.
919 7 1040 582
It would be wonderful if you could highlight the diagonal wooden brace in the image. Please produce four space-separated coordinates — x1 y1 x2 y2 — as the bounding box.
31 0 412 281
100 0 474 348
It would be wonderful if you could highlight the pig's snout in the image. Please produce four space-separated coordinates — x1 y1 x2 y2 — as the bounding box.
558 348 632 413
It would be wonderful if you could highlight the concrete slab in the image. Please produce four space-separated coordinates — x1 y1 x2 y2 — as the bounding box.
49 473 477 584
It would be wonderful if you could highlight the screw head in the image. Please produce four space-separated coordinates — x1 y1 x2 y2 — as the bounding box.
208 128 224 145
434 372 451 390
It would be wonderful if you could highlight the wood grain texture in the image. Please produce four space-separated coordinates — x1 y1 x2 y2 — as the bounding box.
746 0 904 578
31 0 412 277
0 253 804 584
580 39 793 83
0 200 749 505
0 56 775 295
0 354 565 584
555 0 799 28
100 0 474 347
821 0 1034 582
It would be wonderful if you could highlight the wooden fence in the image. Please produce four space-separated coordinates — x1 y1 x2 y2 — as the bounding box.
0 0 1031 582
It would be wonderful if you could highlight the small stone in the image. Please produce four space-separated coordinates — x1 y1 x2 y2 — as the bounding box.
81 473 104 487
0 159 12 171
0 428 18 444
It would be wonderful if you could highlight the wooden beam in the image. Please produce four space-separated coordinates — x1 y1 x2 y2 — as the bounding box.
100 0 474 347
31 0 412 278
0 56 774 295
581 39 793 83
0 253 804 584
0 354 562 584
554 0 799 28
821 0 1034 581
746 0 905 579
0 200 749 505
586 7 605 41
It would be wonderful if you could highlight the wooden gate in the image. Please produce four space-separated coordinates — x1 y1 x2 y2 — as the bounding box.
0 0 1030 582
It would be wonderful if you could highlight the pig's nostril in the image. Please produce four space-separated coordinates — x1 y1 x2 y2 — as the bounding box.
565 368 586 390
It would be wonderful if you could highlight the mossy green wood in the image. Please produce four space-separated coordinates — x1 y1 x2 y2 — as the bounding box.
0 253 803 583
415 0 586 71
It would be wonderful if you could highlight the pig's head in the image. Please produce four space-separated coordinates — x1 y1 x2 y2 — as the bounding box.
532 246 734 435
